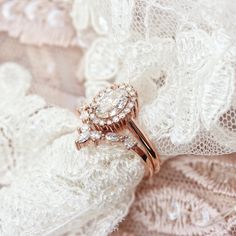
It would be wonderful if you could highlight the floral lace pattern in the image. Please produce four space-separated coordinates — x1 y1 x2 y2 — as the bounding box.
79 0 236 156
0 0 236 236
0 63 144 235
112 154 236 236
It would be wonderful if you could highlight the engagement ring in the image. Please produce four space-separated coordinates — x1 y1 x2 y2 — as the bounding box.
75 83 160 176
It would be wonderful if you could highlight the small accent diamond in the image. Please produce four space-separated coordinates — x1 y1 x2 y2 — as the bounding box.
119 113 126 119
99 120 105 126
80 111 89 120
105 132 120 142
80 124 90 132
90 113 95 120
124 136 136 149
124 108 131 113
78 131 90 143
110 109 117 116
107 120 112 125
128 102 134 108
90 131 101 140
113 116 119 122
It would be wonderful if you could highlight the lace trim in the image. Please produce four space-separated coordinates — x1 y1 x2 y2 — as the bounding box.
172 156 236 197
130 187 226 235
0 0 76 46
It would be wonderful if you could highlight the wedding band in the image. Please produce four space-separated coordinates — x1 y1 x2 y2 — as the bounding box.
75 83 160 176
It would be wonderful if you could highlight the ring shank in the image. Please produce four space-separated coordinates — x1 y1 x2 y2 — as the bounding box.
127 119 160 174
130 145 154 177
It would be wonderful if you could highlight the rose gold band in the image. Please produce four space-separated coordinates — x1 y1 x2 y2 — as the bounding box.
75 83 161 177
128 119 160 176
130 144 155 176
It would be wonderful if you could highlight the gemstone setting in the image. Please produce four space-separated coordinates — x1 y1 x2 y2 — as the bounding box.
90 131 102 140
124 136 137 149
84 84 138 129
95 88 128 119
105 132 120 142
75 84 160 176
76 84 138 148
78 131 90 143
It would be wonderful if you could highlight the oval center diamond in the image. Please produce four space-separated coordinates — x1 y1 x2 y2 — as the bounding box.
95 88 128 118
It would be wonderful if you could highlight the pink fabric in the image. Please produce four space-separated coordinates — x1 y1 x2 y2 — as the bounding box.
0 1 236 235
111 154 236 235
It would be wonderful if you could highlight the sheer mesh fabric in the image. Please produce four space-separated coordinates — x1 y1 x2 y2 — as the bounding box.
0 0 236 235
80 0 236 156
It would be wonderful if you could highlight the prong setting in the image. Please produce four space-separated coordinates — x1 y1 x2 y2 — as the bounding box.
75 83 160 177
81 84 138 132
76 83 138 150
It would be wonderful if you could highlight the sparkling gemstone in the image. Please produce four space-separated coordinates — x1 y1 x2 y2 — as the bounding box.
128 102 134 108
99 120 105 126
112 116 119 122
78 131 90 143
110 109 117 116
119 113 126 119
90 131 101 140
105 132 120 142
80 111 89 120
95 88 128 118
90 113 95 120
124 137 136 149
124 108 131 114
80 124 90 132
107 120 112 125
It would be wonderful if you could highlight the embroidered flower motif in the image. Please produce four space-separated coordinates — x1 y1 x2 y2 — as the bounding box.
172 156 236 197
85 38 119 80
141 29 235 146
78 0 236 152
71 0 110 35
0 63 32 102
130 187 226 235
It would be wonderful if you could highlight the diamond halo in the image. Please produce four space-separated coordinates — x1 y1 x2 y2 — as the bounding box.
75 83 160 177
84 84 138 132
76 84 138 149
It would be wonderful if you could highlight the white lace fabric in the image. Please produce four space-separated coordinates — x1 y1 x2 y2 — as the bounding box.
0 63 144 235
0 0 236 235
82 0 236 156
